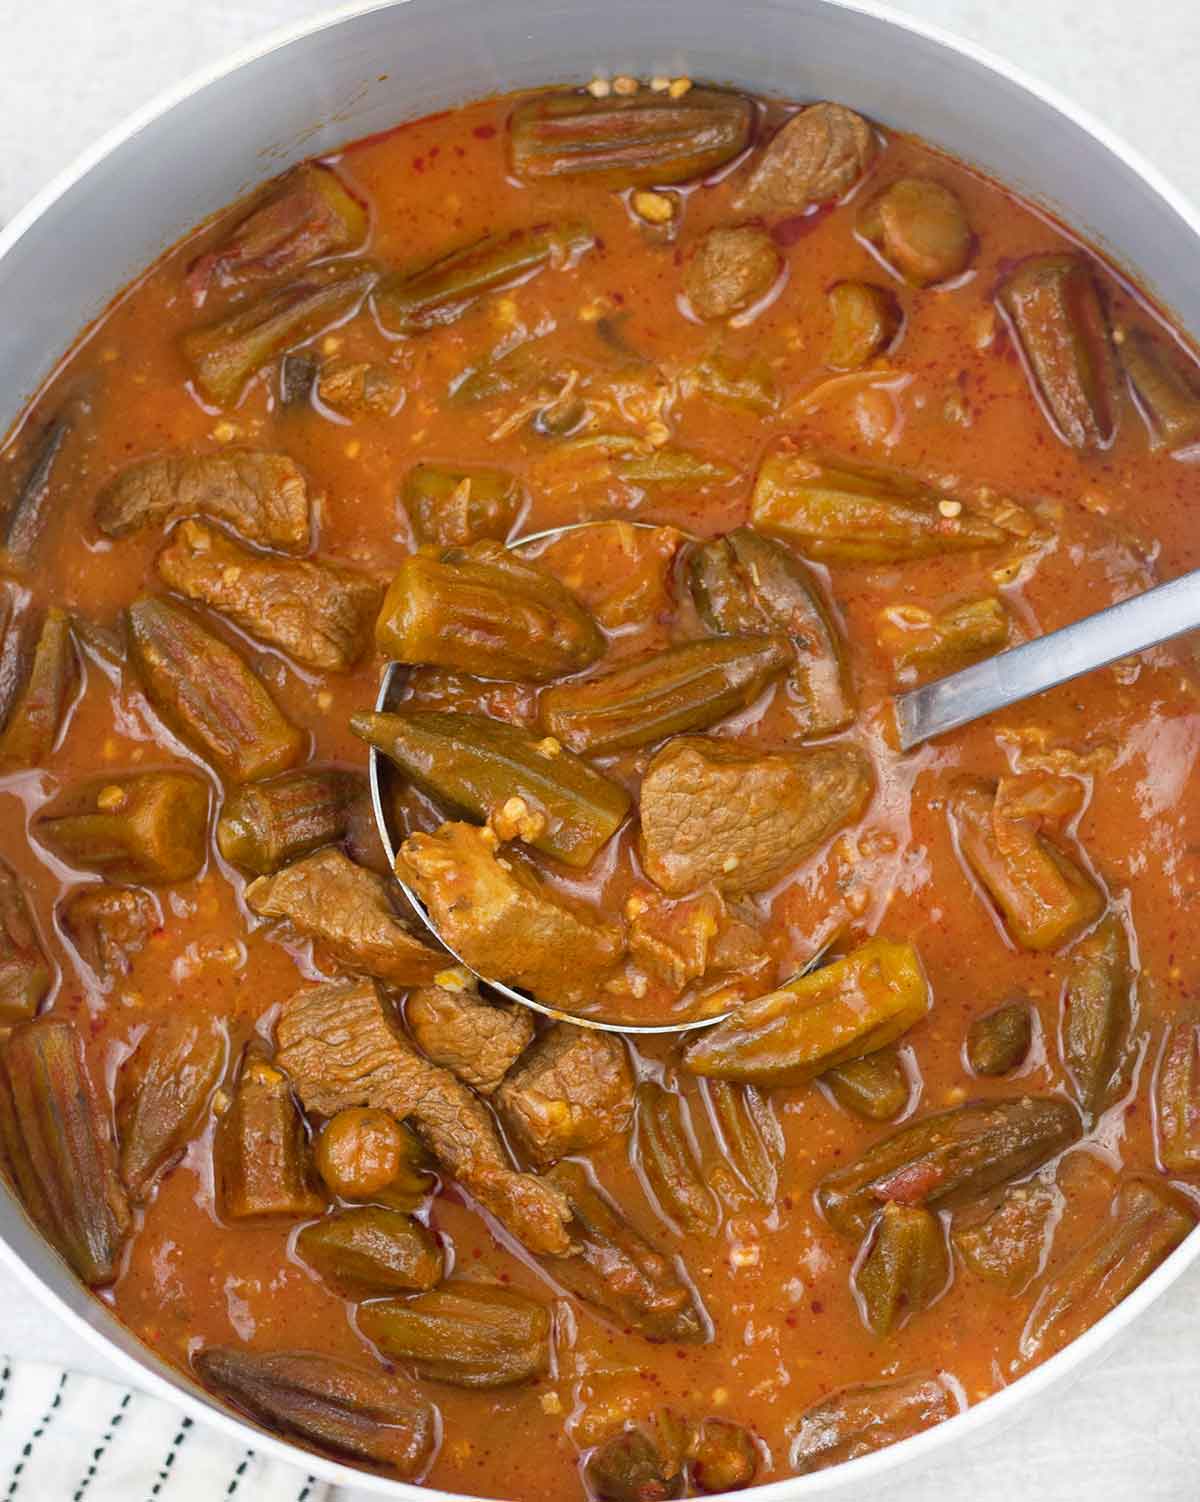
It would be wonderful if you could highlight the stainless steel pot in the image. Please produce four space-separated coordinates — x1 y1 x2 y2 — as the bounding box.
2 1 1198 1495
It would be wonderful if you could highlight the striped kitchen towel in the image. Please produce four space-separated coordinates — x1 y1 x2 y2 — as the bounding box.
0 1356 343 1501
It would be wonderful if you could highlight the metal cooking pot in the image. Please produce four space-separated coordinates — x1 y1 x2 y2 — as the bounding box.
1 1 1197 1495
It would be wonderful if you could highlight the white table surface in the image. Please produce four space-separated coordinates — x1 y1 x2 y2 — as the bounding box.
4 0 1200 1497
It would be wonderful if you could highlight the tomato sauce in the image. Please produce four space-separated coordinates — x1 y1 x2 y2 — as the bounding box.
1 83 1199 1499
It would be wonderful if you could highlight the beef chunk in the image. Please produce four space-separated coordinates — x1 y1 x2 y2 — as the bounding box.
125 601 304 785
245 848 444 987
627 887 723 991
684 227 781 321
157 521 379 671
94 450 314 551
60 884 161 988
397 822 624 1010
638 737 873 896
275 978 571 1255
317 360 404 417
406 980 534 1095
495 1023 633 1167
626 886 771 995
735 102 877 217
536 521 682 630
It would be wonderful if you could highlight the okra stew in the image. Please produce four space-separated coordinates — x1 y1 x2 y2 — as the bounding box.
1 75 1200 1498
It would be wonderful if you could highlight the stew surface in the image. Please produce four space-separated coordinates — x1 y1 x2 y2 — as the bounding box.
2 76 1200 1500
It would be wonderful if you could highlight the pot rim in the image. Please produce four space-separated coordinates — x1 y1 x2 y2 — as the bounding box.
2 0 1198 1496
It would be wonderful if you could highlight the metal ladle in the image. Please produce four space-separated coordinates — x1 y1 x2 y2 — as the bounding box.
371 524 1200 1032
368 520 720 1035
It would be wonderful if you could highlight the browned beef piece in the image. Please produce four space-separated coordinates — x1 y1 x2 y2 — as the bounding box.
626 886 771 995
275 978 571 1255
94 450 314 551
628 887 721 989
684 227 781 321
245 848 444 987
406 981 534 1095
397 822 624 1010
60 885 162 988
495 1023 633 1168
317 360 404 417
638 737 873 897
156 521 379 672
735 102 877 217
536 521 682 631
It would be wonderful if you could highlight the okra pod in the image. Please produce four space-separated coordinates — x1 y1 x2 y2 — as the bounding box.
538 635 792 754
1061 914 1131 1118
216 767 365 875
117 1014 225 1201
751 450 1006 563
0 608 78 768
193 1347 436 1476
127 595 306 782
0 858 51 1024
949 776 1104 952
822 1049 910 1121
688 527 854 735
376 542 604 683
35 771 210 884
998 254 1119 450
358 1280 551 1388
546 1159 709 1344
296 1206 443 1295
683 939 929 1086
375 223 594 335
510 88 753 188
403 463 522 547
635 1081 720 1235
817 1097 1081 1239
0 1018 131 1285
855 1202 947 1335
182 260 379 407
351 709 631 868
214 1044 325 1221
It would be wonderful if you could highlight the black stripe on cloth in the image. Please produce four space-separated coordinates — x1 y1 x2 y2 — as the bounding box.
6 1370 68 1498
0 1362 11 1431
225 1450 251 1496
148 1414 193 1499
296 1479 319 1501
72 1389 132 1502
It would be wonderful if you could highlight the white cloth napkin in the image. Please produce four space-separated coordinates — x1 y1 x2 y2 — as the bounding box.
0 1356 333 1501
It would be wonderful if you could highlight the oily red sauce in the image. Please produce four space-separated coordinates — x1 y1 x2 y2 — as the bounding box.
2 84 1200 1499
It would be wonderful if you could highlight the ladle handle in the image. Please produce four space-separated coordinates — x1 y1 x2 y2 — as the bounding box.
894 568 1200 750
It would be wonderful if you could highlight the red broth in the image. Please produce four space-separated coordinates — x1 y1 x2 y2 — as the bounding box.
0 82 1199 1498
